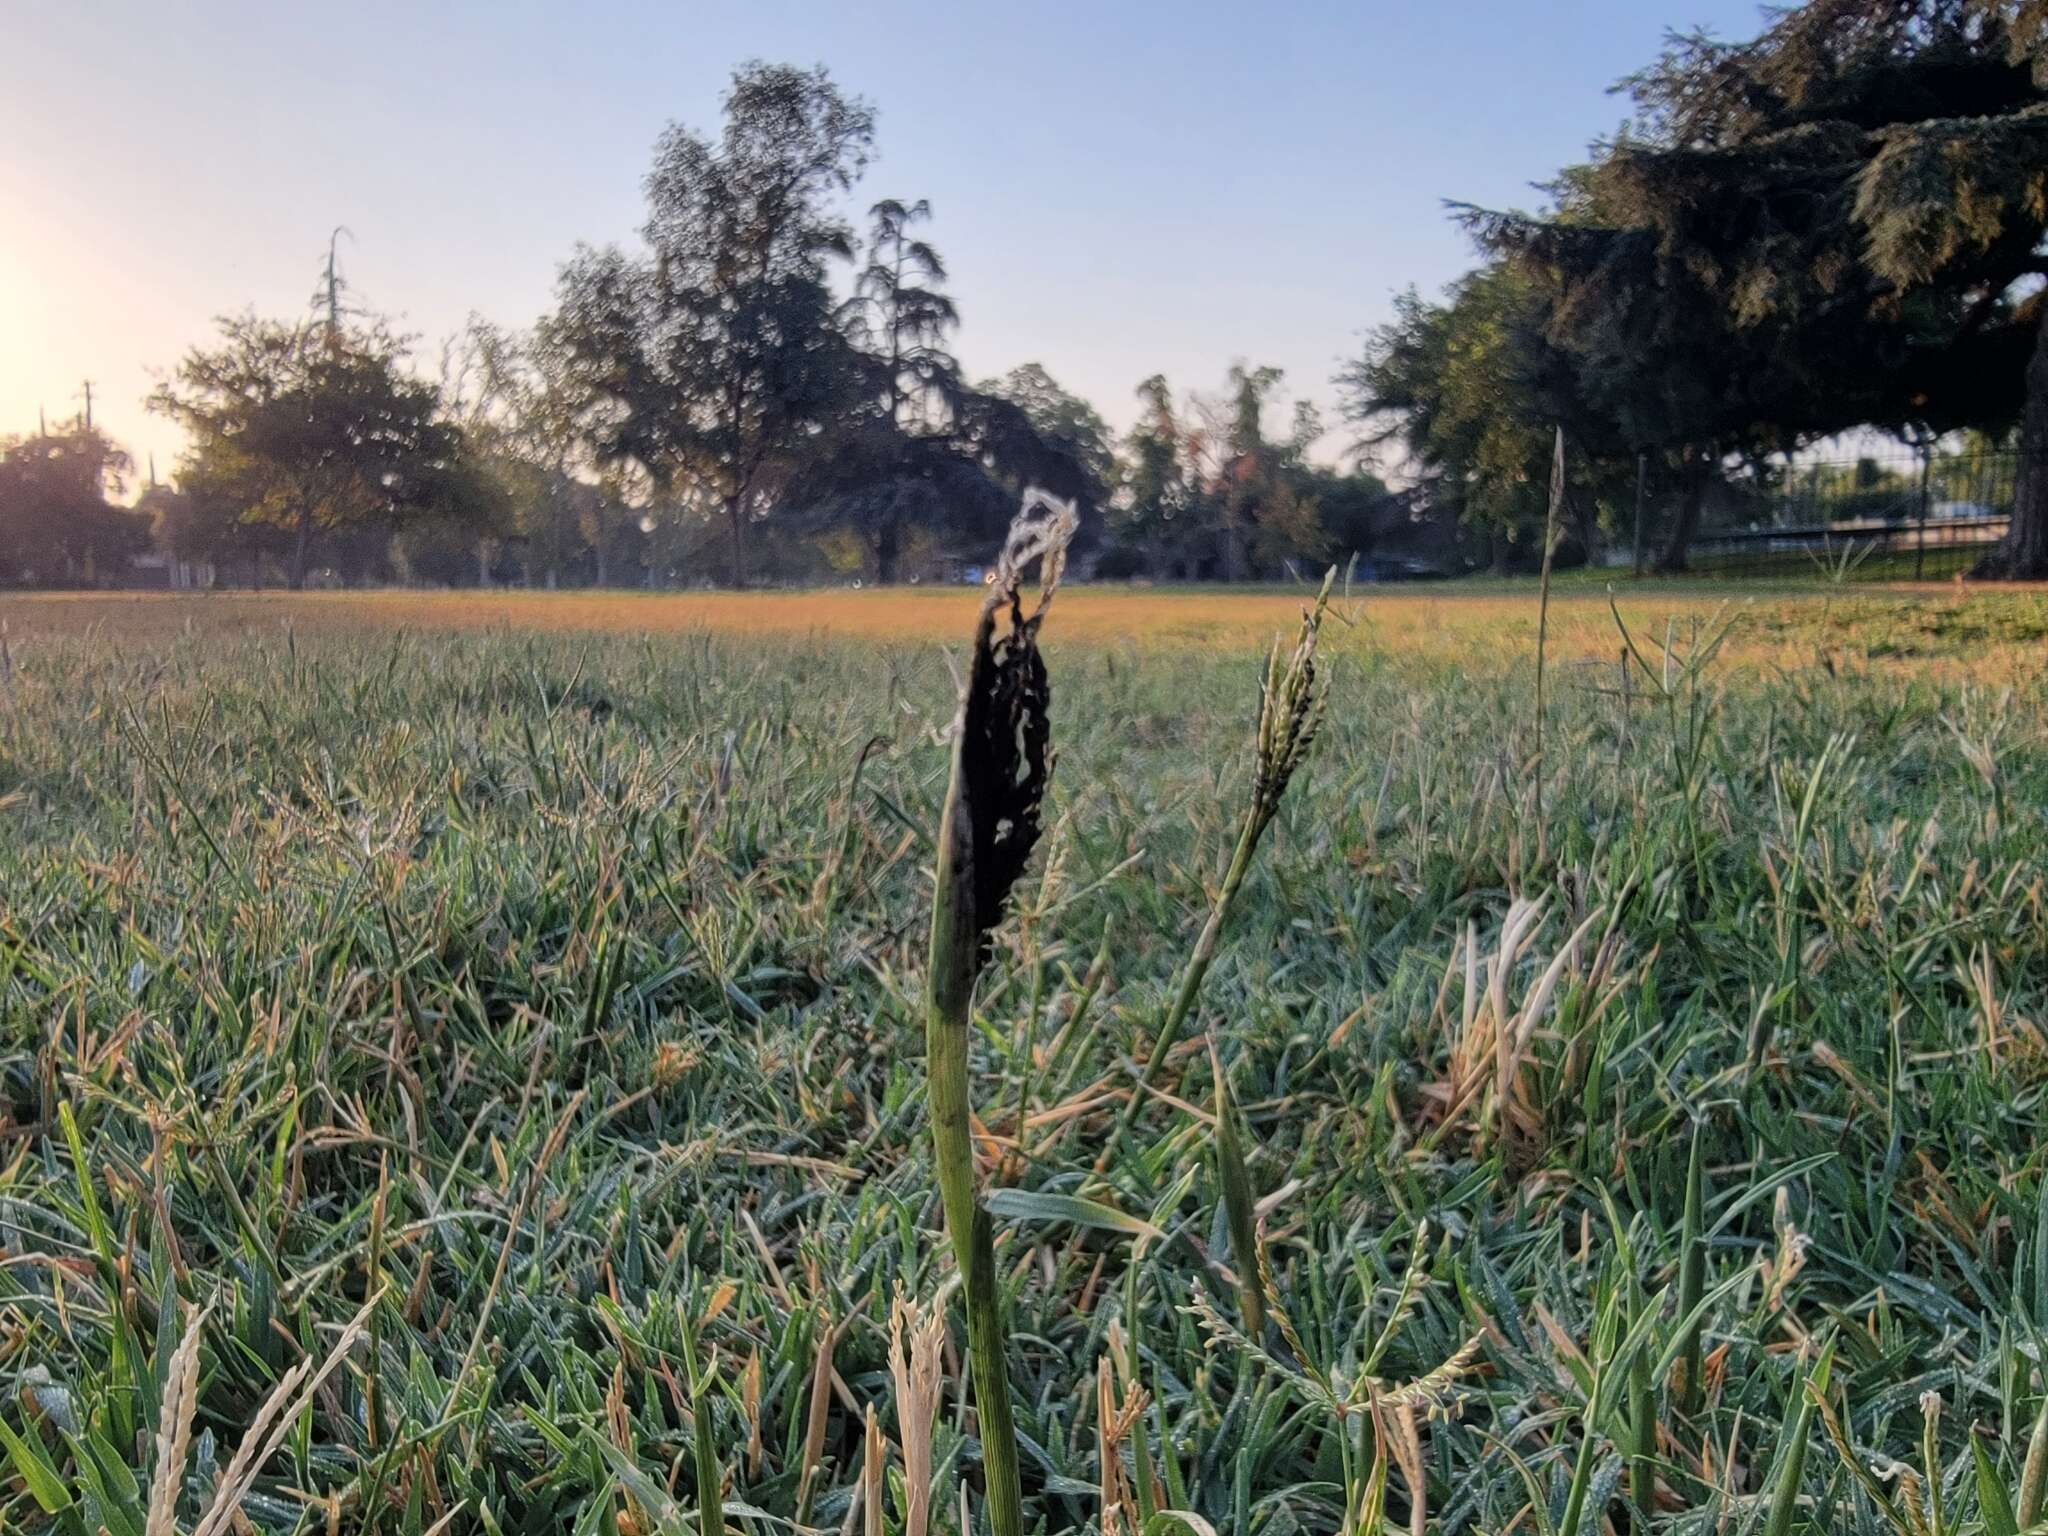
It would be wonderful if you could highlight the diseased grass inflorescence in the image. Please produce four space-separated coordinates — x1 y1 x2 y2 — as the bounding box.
925 488 1077 1536
946 492 1076 971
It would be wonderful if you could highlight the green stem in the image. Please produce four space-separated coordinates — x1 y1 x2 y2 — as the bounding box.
1120 804 1264 1133
1628 1281 1656 1526
1214 1055 1265 1336
928 746 1026 1536
1676 1117 1706 1418
1762 1338 1833 1536
1124 1259 1158 1523
1558 1386 1604 1536
959 1206 1024 1536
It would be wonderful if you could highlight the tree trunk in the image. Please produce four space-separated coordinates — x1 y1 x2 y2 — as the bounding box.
289 516 310 590
875 514 900 586
476 540 491 587
1977 302 2048 579
726 496 747 588
1655 452 1707 574
595 541 608 588
1574 496 1602 568
1220 517 1245 583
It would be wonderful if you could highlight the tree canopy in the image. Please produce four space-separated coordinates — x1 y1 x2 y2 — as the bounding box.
1457 0 2048 569
25 11 2047 592
546 62 875 586
1341 265 1632 566
150 315 496 588
0 425 148 585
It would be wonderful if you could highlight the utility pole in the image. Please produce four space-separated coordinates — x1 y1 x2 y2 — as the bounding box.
78 379 94 430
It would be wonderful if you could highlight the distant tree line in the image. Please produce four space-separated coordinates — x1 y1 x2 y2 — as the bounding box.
11 2 2042 588
2 62 1388 591
1345 0 2048 576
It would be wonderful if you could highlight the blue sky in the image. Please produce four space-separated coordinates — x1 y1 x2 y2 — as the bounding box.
1 0 1768 482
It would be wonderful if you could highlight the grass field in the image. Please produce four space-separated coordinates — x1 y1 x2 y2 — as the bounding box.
8 574 2048 669
5 579 2048 1535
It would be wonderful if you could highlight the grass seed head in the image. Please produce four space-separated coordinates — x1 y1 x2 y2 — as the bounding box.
1252 570 1334 827
951 489 1079 969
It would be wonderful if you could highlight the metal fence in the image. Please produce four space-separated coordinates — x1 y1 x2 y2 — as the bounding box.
1683 444 2017 578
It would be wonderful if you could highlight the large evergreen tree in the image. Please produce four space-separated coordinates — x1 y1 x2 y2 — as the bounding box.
791 204 1102 582
1469 0 2048 571
805 196 977 582
851 199 960 435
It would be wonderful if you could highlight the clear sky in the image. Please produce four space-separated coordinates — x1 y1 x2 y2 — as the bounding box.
2 0 1768 486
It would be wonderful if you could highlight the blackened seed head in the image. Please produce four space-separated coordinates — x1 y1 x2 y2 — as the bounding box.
949 488 1077 972
959 603 1053 967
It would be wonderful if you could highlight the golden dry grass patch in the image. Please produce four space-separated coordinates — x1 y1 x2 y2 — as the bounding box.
2 582 2042 678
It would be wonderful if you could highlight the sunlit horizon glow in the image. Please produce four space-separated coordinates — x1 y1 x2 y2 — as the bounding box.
1 0 1768 498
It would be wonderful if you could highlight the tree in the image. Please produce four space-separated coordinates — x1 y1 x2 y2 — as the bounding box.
1467 0 2048 571
442 317 599 585
1174 365 1330 579
0 423 148 585
929 363 1113 569
549 62 875 586
978 363 1116 510
1117 374 1194 578
1216 364 1330 577
151 314 491 588
1295 464 1393 567
852 199 960 433
1340 266 1628 567
146 463 301 585
808 196 975 582
787 205 1103 583
1105 368 1335 581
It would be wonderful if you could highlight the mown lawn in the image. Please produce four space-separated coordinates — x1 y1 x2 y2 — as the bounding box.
5 576 2047 663
3 580 2047 1535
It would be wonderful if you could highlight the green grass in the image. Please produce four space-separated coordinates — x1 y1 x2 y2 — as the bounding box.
4 589 2048 1535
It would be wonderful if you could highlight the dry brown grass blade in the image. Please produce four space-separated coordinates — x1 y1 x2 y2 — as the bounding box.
862 1403 884 1536
795 1307 842 1524
1423 900 1611 1153
1095 1354 1149 1536
1380 1396 1428 1536
743 1348 765 1479
887 1289 946 1536
190 1290 380 1536
144 1303 208 1536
